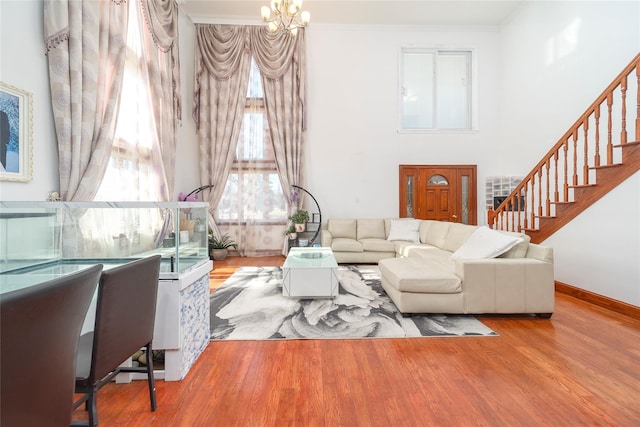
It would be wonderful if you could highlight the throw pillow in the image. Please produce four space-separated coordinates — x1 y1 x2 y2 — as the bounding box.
386 219 421 243
450 226 523 260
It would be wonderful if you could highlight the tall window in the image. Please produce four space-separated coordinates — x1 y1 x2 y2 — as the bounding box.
94 0 162 202
79 1 163 257
216 59 287 224
400 48 473 131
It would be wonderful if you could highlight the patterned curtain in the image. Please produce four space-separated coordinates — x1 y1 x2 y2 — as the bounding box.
45 0 182 257
193 24 306 255
140 0 181 201
44 0 129 201
250 26 306 222
193 24 253 238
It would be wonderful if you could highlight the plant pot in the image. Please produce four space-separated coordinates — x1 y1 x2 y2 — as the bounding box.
294 223 305 232
210 248 228 261
288 232 297 240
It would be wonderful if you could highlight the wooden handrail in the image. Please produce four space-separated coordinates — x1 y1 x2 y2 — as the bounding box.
489 53 640 235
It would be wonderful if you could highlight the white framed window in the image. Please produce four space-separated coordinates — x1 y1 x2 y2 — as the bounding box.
216 59 288 224
399 48 475 132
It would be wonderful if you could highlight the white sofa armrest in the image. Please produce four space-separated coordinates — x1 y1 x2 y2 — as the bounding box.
455 258 555 314
320 229 333 248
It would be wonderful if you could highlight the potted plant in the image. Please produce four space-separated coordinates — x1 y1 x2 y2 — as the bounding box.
285 225 297 240
208 233 237 261
289 209 310 232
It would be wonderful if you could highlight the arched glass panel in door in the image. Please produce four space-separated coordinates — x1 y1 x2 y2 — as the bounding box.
427 174 449 185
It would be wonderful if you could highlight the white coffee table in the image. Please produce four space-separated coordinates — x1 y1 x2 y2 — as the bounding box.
282 247 339 298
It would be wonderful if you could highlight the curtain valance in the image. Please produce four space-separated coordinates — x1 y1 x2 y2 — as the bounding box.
194 24 306 130
195 25 250 80
194 24 301 80
141 0 177 52
141 0 182 123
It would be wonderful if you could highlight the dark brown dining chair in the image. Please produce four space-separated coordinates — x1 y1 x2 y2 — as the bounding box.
72 255 162 427
0 264 103 427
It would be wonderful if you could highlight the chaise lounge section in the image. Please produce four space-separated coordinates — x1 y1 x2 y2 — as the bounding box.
320 218 555 317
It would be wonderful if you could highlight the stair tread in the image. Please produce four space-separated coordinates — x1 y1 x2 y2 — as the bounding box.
613 140 640 147
568 184 597 188
589 163 622 170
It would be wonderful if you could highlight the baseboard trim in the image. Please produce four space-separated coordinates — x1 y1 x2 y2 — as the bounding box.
555 281 640 320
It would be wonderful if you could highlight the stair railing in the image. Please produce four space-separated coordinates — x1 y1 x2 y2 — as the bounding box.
488 53 640 235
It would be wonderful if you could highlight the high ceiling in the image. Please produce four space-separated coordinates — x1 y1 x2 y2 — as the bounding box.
179 0 525 27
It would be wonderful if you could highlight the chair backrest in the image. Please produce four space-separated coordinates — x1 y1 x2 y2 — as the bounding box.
0 264 103 427
87 255 161 383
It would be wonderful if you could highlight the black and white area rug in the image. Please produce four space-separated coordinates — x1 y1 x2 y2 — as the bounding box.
210 265 498 340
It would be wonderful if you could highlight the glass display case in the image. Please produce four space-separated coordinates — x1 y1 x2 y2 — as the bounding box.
0 201 212 381
0 201 209 280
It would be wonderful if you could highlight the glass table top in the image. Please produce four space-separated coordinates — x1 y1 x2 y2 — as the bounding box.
0 257 208 294
284 247 337 269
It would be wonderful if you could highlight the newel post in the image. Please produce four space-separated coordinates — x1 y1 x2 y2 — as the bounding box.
487 207 496 229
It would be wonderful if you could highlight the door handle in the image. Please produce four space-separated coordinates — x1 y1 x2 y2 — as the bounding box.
452 214 458 222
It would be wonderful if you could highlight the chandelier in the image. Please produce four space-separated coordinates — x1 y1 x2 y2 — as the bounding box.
261 0 310 35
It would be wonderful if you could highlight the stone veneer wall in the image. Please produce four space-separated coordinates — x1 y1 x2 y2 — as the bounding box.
179 274 210 379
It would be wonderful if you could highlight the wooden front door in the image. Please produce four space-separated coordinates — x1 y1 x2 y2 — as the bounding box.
399 165 477 224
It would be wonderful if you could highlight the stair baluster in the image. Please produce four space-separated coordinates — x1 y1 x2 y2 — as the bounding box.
488 53 640 243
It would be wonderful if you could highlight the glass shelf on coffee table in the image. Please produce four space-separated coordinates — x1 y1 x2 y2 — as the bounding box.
282 247 339 298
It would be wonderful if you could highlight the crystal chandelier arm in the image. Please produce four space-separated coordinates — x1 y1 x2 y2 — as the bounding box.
260 0 310 34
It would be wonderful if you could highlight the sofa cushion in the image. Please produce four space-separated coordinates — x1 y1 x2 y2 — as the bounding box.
331 237 363 252
386 219 421 242
395 242 438 257
360 238 396 252
498 232 531 258
409 248 455 268
328 219 356 239
442 223 478 252
357 219 386 240
450 226 523 260
418 220 432 243
379 258 461 294
423 221 450 248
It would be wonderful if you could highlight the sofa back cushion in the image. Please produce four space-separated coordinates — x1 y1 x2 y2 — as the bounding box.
385 219 421 242
442 223 478 252
328 219 356 240
357 219 386 240
423 221 451 248
418 220 432 243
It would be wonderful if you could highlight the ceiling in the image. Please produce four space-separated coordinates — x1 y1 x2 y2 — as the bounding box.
178 0 525 27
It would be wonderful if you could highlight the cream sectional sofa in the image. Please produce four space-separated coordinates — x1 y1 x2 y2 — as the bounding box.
320 218 555 317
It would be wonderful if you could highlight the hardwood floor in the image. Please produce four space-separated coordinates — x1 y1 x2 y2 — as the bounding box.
72 256 640 426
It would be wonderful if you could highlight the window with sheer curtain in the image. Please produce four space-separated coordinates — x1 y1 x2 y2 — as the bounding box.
217 59 287 223
79 1 165 256
216 59 288 255
94 2 162 203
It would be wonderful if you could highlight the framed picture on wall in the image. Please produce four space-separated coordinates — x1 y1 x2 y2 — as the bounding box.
0 81 33 182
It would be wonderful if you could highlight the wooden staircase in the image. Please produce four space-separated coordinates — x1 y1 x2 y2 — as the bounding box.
488 53 640 244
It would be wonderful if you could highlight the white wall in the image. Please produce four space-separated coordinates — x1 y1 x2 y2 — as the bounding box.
174 8 199 197
498 0 640 170
544 172 640 306
498 0 640 306
0 0 58 201
304 25 501 220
